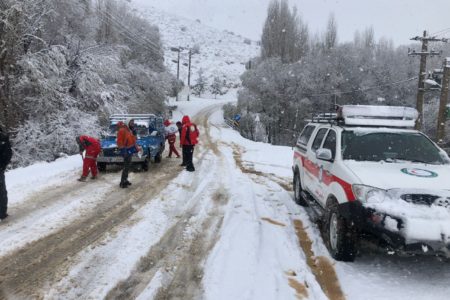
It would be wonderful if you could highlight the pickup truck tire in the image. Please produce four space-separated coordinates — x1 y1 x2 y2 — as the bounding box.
142 158 149 172
97 162 106 172
293 171 308 206
154 152 162 163
322 199 357 262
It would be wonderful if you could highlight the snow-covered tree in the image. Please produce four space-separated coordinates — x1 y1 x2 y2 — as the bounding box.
0 0 170 166
235 0 446 146
210 76 224 98
192 68 207 97
261 0 309 63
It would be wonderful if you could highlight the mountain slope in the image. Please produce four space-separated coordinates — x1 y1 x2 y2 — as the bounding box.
136 6 260 91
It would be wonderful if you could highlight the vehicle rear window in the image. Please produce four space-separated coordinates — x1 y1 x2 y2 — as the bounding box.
311 128 328 152
297 125 316 147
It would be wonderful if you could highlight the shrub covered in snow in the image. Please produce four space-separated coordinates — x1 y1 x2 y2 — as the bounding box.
0 0 173 166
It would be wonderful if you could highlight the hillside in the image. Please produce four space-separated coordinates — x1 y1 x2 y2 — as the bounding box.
136 6 260 93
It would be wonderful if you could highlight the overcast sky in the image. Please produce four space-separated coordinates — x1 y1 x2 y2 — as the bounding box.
133 0 450 46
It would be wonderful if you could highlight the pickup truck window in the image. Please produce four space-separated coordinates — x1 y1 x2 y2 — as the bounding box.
322 130 337 159
297 125 316 147
342 131 447 164
311 128 328 152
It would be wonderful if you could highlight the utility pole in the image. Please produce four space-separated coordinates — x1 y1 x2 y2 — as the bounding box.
409 31 446 130
436 58 450 143
187 49 192 101
170 47 181 101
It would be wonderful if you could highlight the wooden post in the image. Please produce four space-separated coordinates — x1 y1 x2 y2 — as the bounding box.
415 31 428 130
176 50 180 102
436 58 450 142
187 49 192 101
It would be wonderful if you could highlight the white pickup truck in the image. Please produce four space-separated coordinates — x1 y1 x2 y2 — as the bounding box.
292 105 450 261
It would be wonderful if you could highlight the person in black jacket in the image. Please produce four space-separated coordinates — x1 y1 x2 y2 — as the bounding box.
0 128 12 220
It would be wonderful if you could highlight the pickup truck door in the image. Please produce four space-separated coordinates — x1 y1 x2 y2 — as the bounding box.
305 128 329 201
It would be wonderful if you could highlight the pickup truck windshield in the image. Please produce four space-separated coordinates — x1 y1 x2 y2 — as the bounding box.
108 125 150 137
342 131 447 164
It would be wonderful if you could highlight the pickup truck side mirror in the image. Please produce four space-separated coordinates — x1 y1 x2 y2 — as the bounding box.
316 148 333 161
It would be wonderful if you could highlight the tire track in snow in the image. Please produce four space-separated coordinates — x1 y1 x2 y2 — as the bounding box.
104 104 228 299
294 219 345 300
231 143 346 300
0 159 180 298
231 143 291 191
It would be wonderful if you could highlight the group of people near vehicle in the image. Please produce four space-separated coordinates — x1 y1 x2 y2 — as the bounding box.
75 115 199 189
0 114 198 222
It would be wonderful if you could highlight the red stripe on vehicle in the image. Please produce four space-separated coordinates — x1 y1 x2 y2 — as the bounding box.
332 176 356 201
294 151 356 202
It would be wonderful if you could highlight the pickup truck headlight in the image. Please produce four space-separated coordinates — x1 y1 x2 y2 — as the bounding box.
352 184 387 203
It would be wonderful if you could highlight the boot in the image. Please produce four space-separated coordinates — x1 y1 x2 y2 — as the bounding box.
120 182 128 188
91 176 97 180
78 176 87 182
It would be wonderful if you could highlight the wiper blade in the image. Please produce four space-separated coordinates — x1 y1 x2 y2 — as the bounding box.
396 158 432 164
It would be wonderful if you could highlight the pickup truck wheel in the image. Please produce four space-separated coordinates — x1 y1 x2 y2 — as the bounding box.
154 152 162 163
322 201 357 262
142 158 149 172
293 172 308 206
97 162 106 172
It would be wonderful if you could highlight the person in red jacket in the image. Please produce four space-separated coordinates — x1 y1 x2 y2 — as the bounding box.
117 119 139 188
76 135 102 181
180 115 199 172
164 120 180 158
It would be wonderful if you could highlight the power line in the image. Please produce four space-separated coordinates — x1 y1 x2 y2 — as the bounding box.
99 11 163 56
430 27 450 37
304 77 417 98
100 10 163 56
96 12 160 57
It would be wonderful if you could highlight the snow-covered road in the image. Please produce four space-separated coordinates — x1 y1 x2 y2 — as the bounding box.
0 98 449 300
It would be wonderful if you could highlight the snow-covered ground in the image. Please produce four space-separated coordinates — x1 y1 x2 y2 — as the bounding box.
2 98 449 299
1 4 450 299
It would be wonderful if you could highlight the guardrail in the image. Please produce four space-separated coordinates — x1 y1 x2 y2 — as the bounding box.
224 118 239 131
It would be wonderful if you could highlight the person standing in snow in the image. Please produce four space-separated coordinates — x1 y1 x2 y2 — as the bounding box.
76 135 102 181
117 119 138 188
0 128 12 221
180 115 199 172
176 121 185 166
164 120 180 158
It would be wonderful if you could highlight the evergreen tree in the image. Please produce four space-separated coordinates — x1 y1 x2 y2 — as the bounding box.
210 76 224 98
261 0 308 63
192 68 207 97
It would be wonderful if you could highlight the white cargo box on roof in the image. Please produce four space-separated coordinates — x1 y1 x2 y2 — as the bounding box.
109 114 157 127
340 105 418 128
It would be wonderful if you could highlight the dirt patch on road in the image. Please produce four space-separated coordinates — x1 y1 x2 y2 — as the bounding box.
288 277 309 300
293 219 345 300
261 217 286 227
193 106 221 157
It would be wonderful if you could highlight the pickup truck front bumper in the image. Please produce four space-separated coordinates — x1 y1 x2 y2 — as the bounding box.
339 201 450 255
97 154 148 163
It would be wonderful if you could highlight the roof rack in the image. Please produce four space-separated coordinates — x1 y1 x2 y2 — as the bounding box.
309 105 418 128
309 113 342 124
